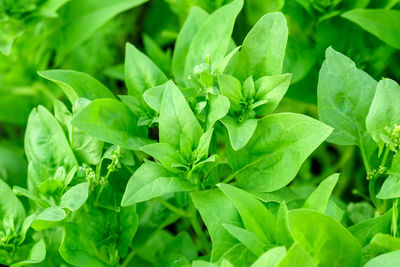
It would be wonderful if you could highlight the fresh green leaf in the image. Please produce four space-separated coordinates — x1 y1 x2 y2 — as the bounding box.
38 70 115 105
233 12 288 81
72 99 151 150
227 113 332 192
288 209 362 267
342 9 400 49
303 173 339 213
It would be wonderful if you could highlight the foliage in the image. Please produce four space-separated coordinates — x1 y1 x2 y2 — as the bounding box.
1 0 400 266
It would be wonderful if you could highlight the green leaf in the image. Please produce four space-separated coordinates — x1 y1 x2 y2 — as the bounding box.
191 189 242 261
52 0 148 64
194 128 214 161
0 179 25 231
364 250 400 267
246 0 284 24
25 106 77 186
366 79 400 152
71 99 151 150
377 175 400 199
289 209 361 267
159 81 203 150
222 116 258 151
172 6 209 85
218 74 243 113
31 206 66 231
342 9 400 49
143 34 171 75
60 222 109 267
143 83 167 113
206 95 230 130
377 153 400 199
54 99 103 165
233 12 288 81
218 183 276 243
121 161 195 205
10 239 46 267
140 143 182 168
317 47 377 149
118 206 139 257
370 233 400 258
125 43 168 96
184 0 243 87
349 209 392 246
60 182 89 211
157 232 197 266
275 202 293 248
254 73 292 116
251 247 286 267
38 70 115 105
277 243 316 267
222 224 266 257
303 173 339 213
227 113 332 192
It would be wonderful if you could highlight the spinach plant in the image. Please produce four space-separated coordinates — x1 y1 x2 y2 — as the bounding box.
2 0 400 266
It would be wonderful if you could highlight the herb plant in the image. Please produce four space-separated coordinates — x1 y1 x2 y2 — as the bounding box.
1 0 400 266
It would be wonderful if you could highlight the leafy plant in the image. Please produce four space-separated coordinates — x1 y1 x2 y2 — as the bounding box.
2 0 400 266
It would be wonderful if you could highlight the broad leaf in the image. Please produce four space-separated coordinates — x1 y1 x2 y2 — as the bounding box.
222 224 266 257
317 47 377 152
172 6 209 85
191 189 242 261
342 9 400 49
222 117 258 151
364 250 400 267
277 243 315 267
289 209 362 267
366 79 400 152
0 179 25 231
227 113 332 192
52 0 148 64
233 12 288 81
31 206 66 231
218 183 276 243
10 239 46 267
184 0 243 87
303 173 339 213
125 43 168 96
251 247 286 267
25 106 77 187
60 182 89 211
370 233 400 258
206 95 230 130
254 73 292 116
349 209 392 246
72 99 151 150
38 70 115 105
159 81 202 150
121 161 195 206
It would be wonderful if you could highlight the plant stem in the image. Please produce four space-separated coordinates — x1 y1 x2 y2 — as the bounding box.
120 249 137 267
222 169 241 184
381 145 390 167
360 144 371 173
189 211 210 254
157 198 190 217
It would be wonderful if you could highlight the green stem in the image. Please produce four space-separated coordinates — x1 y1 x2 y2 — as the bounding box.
157 198 190 217
392 199 398 237
360 144 371 173
95 155 117 205
120 249 137 267
189 211 210 254
222 169 241 184
381 145 390 167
